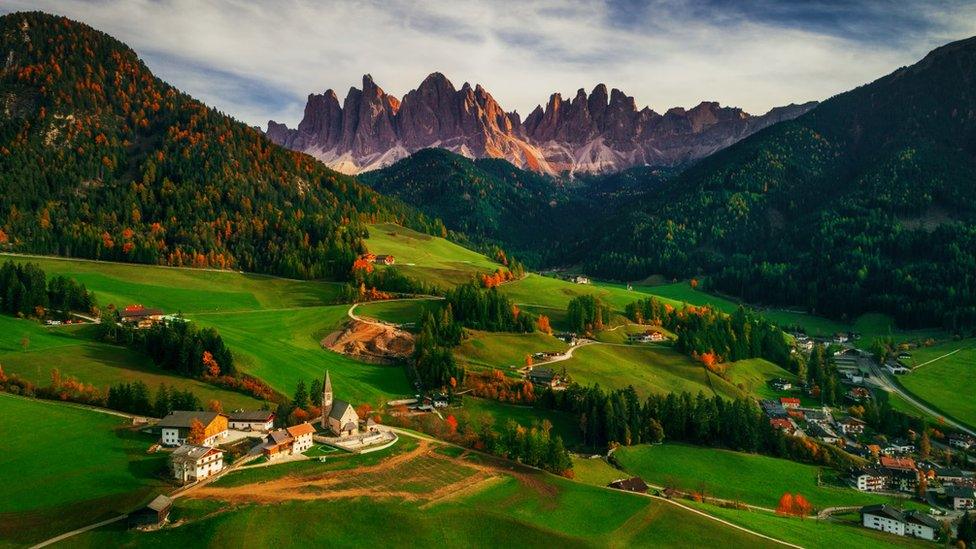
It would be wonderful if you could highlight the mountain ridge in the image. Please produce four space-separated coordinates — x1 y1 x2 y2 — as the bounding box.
266 73 816 175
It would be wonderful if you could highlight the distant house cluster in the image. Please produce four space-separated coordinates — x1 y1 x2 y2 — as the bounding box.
626 330 665 343
361 253 395 265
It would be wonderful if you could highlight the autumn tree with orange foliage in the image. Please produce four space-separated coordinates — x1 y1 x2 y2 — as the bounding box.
202 351 220 377
208 399 223 413
776 492 812 517
188 418 207 444
537 315 552 335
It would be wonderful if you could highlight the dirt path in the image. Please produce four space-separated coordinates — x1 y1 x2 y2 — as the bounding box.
914 347 964 369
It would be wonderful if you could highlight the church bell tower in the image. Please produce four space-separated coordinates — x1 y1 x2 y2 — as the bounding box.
321 370 333 428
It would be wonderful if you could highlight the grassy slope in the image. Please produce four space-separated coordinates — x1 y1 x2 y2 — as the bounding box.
354 299 436 326
898 338 976 427
365 223 501 288
614 444 897 510
571 456 628 487
187 306 412 405
0 316 262 410
0 394 168 546
0 254 341 313
70 443 779 549
455 330 568 370
461 396 582 446
687 501 928 549
559 344 743 399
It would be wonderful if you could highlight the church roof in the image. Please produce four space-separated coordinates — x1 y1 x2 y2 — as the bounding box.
329 399 355 421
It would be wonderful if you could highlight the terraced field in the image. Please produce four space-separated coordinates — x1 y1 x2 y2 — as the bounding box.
68 434 783 548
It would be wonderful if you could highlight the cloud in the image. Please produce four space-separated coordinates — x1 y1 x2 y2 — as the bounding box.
3 0 975 127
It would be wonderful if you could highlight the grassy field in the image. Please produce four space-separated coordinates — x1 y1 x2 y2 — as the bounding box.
571 455 627 487
558 343 743 399
725 358 797 400
460 397 582 446
365 223 502 288
354 298 436 326
187 305 412 405
69 434 783 548
454 330 568 371
898 338 976 428
614 444 897 510
0 316 264 410
500 274 653 312
686 501 929 548
0 253 341 313
0 394 169 546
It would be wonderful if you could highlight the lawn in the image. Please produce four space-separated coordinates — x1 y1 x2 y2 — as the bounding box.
499 274 652 312
686 501 929 549
614 443 900 510
454 330 568 371
558 343 743 399
0 316 265 411
365 223 502 288
898 338 976 429
354 298 436 326
186 305 412 405
725 358 797 400
1 254 342 313
0 394 169 546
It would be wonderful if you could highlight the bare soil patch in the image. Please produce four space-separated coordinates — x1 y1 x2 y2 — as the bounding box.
322 320 414 363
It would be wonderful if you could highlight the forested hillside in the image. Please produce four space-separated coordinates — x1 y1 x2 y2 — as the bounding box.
582 36 976 330
360 148 568 263
0 12 442 279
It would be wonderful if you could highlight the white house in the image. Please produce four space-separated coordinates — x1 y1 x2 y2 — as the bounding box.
861 505 938 541
227 410 275 432
170 445 225 483
947 486 976 510
159 411 228 447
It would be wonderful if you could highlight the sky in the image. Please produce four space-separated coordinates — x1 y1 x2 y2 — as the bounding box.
4 0 976 128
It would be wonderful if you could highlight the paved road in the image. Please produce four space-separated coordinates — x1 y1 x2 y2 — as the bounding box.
868 363 976 437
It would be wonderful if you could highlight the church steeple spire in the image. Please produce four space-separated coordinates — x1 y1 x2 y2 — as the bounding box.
321 370 333 428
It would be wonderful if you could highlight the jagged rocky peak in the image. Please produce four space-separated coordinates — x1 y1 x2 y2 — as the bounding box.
266 72 817 175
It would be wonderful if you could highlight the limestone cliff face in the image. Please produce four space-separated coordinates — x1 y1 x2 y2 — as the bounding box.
267 73 816 175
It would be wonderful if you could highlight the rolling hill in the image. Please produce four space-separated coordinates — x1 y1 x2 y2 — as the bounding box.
0 11 441 280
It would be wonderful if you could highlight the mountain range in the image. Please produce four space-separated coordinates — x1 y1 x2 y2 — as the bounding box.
266 73 816 175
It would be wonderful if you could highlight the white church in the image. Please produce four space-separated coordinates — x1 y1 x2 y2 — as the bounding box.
320 370 361 437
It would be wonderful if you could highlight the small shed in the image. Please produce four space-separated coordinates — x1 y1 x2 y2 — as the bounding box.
128 494 172 528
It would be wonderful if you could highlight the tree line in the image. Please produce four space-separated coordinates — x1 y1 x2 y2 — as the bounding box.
535 383 861 469
410 306 465 392
98 316 236 378
0 260 96 317
444 283 535 332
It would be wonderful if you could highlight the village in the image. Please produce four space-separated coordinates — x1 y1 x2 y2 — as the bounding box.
127 370 397 529
756 335 976 542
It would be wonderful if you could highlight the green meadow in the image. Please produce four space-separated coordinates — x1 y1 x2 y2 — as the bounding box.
454 330 568 370
354 298 436 326
0 394 168 546
898 338 976 428
365 223 502 288
558 343 744 399
614 443 895 510
186 305 412 405
0 316 263 410
0 253 341 313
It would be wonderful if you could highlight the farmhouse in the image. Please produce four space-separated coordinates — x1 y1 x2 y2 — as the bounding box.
320 371 361 437
807 421 841 444
264 422 316 459
947 486 976 510
769 418 796 434
227 410 275 432
128 494 172 528
120 304 165 328
885 361 910 375
158 411 228 446
170 444 225 483
528 367 558 388
934 466 969 483
860 505 939 541
375 255 395 265
572 275 590 284
608 477 649 494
